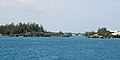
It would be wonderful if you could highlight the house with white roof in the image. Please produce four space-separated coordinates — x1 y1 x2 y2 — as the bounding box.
111 31 120 35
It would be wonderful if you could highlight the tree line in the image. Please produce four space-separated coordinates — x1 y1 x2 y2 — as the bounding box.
0 22 72 37
0 22 44 35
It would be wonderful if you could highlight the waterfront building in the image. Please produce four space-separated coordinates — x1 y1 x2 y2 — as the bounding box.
111 31 120 36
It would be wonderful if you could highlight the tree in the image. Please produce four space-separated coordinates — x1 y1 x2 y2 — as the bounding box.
0 22 45 35
97 27 111 37
85 31 96 36
39 25 44 32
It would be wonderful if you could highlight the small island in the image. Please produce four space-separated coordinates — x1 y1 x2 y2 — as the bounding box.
0 22 72 37
84 27 120 38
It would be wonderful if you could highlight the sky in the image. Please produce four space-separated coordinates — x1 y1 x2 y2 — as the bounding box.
0 0 120 32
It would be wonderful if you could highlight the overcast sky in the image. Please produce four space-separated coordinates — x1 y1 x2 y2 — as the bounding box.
0 0 120 32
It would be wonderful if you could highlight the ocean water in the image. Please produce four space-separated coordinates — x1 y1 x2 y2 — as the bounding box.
0 37 120 60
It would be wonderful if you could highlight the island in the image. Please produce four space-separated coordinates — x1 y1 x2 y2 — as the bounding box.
0 22 72 37
84 27 120 38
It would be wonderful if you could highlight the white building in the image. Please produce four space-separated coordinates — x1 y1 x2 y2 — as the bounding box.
111 31 120 35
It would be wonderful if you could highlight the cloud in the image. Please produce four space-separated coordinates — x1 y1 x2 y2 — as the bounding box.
0 0 120 32
0 0 82 15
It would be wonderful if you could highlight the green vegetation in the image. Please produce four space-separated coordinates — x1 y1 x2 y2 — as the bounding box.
85 27 111 38
0 22 72 37
84 31 96 36
112 35 120 38
0 22 44 35
49 31 72 37
97 28 111 38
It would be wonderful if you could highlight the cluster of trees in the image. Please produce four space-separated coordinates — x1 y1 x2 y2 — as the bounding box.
97 28 111 37
85 31 96 36
49 31 72 37
0 22 72 37
85 27 111 38
0 22 44 35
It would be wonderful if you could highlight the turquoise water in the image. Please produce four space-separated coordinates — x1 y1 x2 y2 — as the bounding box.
0 37 120 60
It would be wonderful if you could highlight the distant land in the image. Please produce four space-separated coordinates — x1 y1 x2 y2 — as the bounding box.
84 28 120 38
0 22 120 38
0 22 73 37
